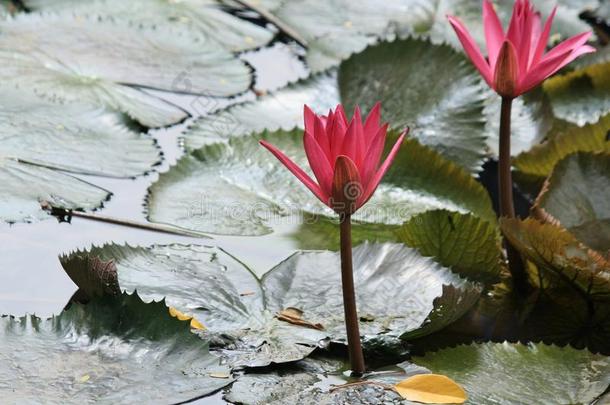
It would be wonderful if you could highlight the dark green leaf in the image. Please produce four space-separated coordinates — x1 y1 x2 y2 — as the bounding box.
535 152 610 253
339 37 488 172
396 210 501 284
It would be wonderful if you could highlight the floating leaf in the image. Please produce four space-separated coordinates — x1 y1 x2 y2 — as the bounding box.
414 342 610 405
339 37 488 172
0 292 232 404
0 13 251 127
514 114 610 178
543 62 610 126
0 159 110 223
60 242 480 366
0 89 160 222
535 152 610 253
149 130 495 236
183 71 340 151
249 0 431 72
396 210 501 284
394 374 466 404
501 218 610 298
23 0 273 51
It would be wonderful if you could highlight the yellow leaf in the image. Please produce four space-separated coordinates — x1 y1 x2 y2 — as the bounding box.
168 307 205 330
394 374 467 404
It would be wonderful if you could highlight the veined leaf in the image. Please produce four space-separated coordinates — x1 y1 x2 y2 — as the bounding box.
396 210 501 284
0 292 232 404
339 37 488 173
60 242 480 367
514 114 610 178
501 218 610 299
0 88 160 222
535 152 610 253
149 130 495 236
183 71 340 151
23 0 273 51
414 342 610 405
543 62 610 126
0 13 251 127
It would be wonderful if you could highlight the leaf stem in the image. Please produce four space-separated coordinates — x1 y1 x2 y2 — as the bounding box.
40 201 207 238
499 97 529 294
339 212 365 376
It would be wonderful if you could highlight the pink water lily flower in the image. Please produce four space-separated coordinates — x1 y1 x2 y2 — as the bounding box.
448 0 595 98
260 103 407 215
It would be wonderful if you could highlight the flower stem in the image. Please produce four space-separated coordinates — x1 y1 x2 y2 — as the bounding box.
339 213 365 376
499 97 529 294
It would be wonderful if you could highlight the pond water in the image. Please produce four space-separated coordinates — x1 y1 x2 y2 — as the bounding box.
0 42 310 318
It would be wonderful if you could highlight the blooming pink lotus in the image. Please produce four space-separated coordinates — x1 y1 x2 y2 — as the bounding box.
260 103 407 215
448 0 595 98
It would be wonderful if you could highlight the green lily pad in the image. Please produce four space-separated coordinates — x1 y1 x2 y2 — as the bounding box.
396 210 501 284
0 292 232 404
543 62 610 126
339 37 488 172
501 218 610 299
535 152 610 253
22 0 273 51
183 71 340 152
149 130 494 236
0 89 160 222
0 13 252 127
514 114 610 178
414 342 610 405
60 242 480 366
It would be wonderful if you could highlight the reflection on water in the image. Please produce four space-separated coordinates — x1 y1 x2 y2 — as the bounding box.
0 43 308 317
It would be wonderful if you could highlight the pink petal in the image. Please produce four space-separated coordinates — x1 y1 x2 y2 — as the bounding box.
259 140 329 205
548 44 595 74
483 0 505 71
531 6 556 67
329 108 347 158
358 131 407 208
519 46 573 94
303 105 316 134
363 102 381 146
313 115 331 160
352 106 366 165
448 16 493 87
359 123 388 187
304 131 333 196
341 115 360 163
335 104 348 127
517 4 536 78
506 0 524 53
527 11 542 68
540 31 592 64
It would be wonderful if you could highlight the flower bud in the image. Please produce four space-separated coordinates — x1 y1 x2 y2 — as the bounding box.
331 156 362 215
494 41 519 98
